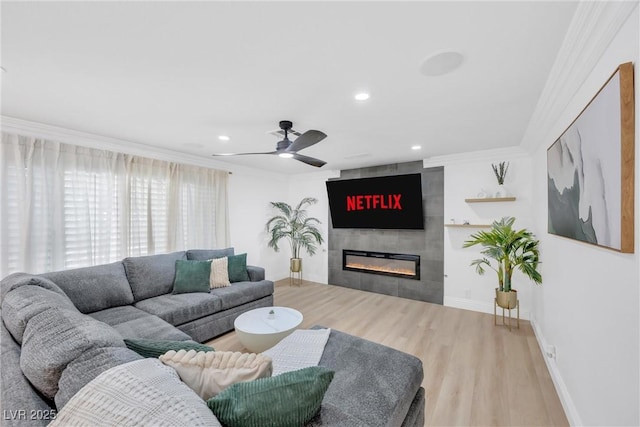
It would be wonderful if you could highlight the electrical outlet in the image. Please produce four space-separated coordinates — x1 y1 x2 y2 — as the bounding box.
545 345 556 360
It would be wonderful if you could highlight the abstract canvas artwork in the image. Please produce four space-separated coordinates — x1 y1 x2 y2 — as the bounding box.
547 62 635 253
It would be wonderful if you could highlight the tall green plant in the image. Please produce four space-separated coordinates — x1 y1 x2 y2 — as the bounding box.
463 217 541 292
266 197 324 259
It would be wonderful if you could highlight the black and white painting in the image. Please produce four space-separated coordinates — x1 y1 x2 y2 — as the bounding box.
547 68 624 251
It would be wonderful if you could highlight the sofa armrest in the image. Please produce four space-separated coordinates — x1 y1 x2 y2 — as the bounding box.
246 265 265 282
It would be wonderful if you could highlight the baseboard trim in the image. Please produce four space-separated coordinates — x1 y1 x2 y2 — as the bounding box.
444 296 530 320
530 317 582 426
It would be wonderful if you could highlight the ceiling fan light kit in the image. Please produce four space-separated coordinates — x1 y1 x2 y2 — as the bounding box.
212 120 327 167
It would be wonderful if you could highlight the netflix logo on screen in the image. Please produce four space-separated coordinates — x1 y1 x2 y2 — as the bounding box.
326 173 424 230
346 194 402 211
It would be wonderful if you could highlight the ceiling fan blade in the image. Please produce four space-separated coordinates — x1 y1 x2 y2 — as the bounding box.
286 130 327 153
293 153 326 168
212 151 277 157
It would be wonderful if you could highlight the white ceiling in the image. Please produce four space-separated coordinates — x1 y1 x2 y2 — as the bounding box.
1 1 578 174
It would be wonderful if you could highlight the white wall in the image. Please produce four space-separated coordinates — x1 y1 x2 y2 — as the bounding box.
227 171 290 281
285 171 337 284
227 169 337 284
425 148 536 319
528 7 639 426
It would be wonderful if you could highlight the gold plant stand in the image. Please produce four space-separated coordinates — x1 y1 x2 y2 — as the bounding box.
289 269 302 286
494 298 519 331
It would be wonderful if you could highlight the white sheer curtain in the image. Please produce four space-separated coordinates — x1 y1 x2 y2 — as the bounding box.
0 132 229 276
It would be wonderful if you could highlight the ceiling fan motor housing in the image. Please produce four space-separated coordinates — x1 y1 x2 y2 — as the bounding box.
277 120 294 150
279 120 293 131
276 139 291 151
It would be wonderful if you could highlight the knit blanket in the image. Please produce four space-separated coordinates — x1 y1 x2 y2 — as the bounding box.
263 328 332 376
50 358 221 427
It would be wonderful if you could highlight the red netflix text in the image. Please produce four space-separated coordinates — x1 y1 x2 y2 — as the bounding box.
346 194 402 211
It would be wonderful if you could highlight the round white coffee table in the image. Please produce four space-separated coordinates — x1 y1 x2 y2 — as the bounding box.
234 306 303 352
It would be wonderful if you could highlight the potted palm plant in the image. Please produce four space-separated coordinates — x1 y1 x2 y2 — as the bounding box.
463 217 541 309
266 197 324 274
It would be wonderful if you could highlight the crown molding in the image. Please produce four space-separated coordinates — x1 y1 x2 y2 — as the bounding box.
422 146 530 168
0 116 287 179
519 1 639 153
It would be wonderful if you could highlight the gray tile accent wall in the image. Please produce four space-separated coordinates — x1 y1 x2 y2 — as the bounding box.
328 161 444 304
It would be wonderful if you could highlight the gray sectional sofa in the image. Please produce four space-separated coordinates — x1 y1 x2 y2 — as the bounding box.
1 248 425 426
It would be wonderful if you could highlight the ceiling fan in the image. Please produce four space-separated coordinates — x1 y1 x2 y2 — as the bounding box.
213 120 327 167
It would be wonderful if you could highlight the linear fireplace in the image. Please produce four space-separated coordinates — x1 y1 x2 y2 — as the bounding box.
343 250 420 280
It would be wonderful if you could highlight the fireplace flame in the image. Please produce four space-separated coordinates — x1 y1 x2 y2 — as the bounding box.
345 262 415 276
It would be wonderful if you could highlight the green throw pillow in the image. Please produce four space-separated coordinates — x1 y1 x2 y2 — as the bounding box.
227 253 250 283
124 338 215 358
207 366 334 427
173 259 211 294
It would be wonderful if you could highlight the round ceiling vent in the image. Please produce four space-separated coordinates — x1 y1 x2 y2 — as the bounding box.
420 51 464 76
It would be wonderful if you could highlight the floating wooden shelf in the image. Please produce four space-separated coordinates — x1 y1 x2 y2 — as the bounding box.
444 224 491 228
465 197 516 203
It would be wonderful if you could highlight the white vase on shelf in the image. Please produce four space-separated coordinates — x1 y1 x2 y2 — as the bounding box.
495 184 507 198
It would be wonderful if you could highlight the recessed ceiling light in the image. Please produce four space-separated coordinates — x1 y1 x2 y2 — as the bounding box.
218 135 230 141
354 93 370 101
411 145 422 150
279 152 294 159
420 51 464 76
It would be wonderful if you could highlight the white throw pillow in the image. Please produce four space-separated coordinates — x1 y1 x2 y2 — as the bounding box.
210 257 230 288
160 350 273 400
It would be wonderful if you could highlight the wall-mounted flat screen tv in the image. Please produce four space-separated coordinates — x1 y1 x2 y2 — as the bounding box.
326 173 424 229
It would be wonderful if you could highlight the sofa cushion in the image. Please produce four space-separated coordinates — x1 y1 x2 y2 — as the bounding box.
41 262 134 314
160 350 273 400
123 251 186 302
89 305 192 341
55 346 142 409
173 260 212 294
246 265 265 282
135 293 223 326
315 328 424 427
0 272 69 304
211 280 274 311
1 320 53 426
187 248 234 261
2 285 78 344
227 254 250 283
207 366 334 427
20 307 126 399
124 338 214 358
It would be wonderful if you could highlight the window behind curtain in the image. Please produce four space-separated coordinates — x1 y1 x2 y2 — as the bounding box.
0 133 229 276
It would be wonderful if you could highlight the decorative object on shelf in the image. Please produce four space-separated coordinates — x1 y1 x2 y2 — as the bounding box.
463 217 542 330
450 218 456 224
463 219 470 225
465 197 516 203
444 224 491 228
547 62 635 253
491 161 509 197
266 197 325 286
476 189 488 198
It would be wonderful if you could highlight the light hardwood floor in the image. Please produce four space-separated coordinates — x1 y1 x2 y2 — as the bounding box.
208 280 568 426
